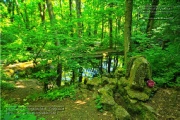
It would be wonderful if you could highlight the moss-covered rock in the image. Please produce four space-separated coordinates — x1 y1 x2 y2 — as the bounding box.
98 85 113 96
101 95 116 111
115 67 125 79
118 77 128 87
126 56 152 90
125 86 149 101
140 103 157 120
97 85 116 111
113 104 131 120
86 77 102 90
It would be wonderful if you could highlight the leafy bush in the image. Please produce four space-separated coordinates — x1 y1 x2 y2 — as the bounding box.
95 95 103 112
27 85 77 101
43 85 77 100
0 98 45 120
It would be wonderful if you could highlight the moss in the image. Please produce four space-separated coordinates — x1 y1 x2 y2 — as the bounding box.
125 86 149 101
127 56 152 90
113 104 131 120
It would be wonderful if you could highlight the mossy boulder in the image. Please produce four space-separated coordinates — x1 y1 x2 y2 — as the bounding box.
98 85 113 96
140 103 157 120
97 85 116 111
115 67 125 79
86 77 102 90
125 86 149 101
113 104 131 120
101 77 117 86
126 56 152 90
118 77 128 87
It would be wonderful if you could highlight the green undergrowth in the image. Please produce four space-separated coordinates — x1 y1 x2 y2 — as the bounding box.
95 95 103 112
1 81 15 90
0 98 45 120
27 84 77 101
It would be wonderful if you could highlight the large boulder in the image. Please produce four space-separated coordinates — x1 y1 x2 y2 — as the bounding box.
113 104 131 120
86 77 102 90
126 56 152 90
125 86 149 101
97 85 116 111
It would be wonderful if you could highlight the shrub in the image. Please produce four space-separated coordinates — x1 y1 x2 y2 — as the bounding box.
95 95 103 112
1 81 15 90
0 98 45 120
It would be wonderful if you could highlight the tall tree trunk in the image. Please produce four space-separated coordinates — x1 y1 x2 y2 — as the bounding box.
69 0 73 36
78 67 83 83
109 3 113 49
94 22 98 36
124 0 133 65
46 0 62 87
46 0 55 23
59 0 63 19
7 0 15 22
101 16 104 40
56 63 62 87
71 69 76 84
115 16 121 49
21 0 29 29
38 0 46 23
108 55 112 73
75 0 82 37
146 0 159 33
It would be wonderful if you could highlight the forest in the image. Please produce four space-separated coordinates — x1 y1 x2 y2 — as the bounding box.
0 0 180 120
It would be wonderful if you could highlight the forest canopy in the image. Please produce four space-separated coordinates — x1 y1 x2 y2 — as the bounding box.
0 0 180 87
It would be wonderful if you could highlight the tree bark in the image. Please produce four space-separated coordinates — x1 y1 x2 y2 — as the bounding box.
75 0 82 37
108 55 112 73
78 67 83 83
109 3 113 49
46 0 55 23
46 0 62 87
38 0 46 23
124 0 133 65
146 0 159 33
69 0 73 36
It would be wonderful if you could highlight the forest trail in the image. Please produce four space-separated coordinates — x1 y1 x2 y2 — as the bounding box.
1 80 180 120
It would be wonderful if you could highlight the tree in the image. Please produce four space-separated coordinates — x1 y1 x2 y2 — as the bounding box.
46 0 62 87
146 0 159 34
124 0 133 65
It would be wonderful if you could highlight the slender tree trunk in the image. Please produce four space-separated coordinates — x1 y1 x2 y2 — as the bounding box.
79 67 83 82
46 0 55 23
94 22 98 36
59 0 63 19
21 0 29 29
108 55 112 73
71 69 76 84
146 0 159 33
7 0 15 22
109 3 113 49
69 0 73 36
99 57 103 77
75 0 82 37
46 0 62 87
38 0 46 23
56 63 62 87
101 16 104 40
124 0 133 65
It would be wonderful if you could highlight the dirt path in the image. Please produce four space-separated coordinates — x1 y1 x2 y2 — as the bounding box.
146 87 180 120
1 80 114 120
1 80 180 120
